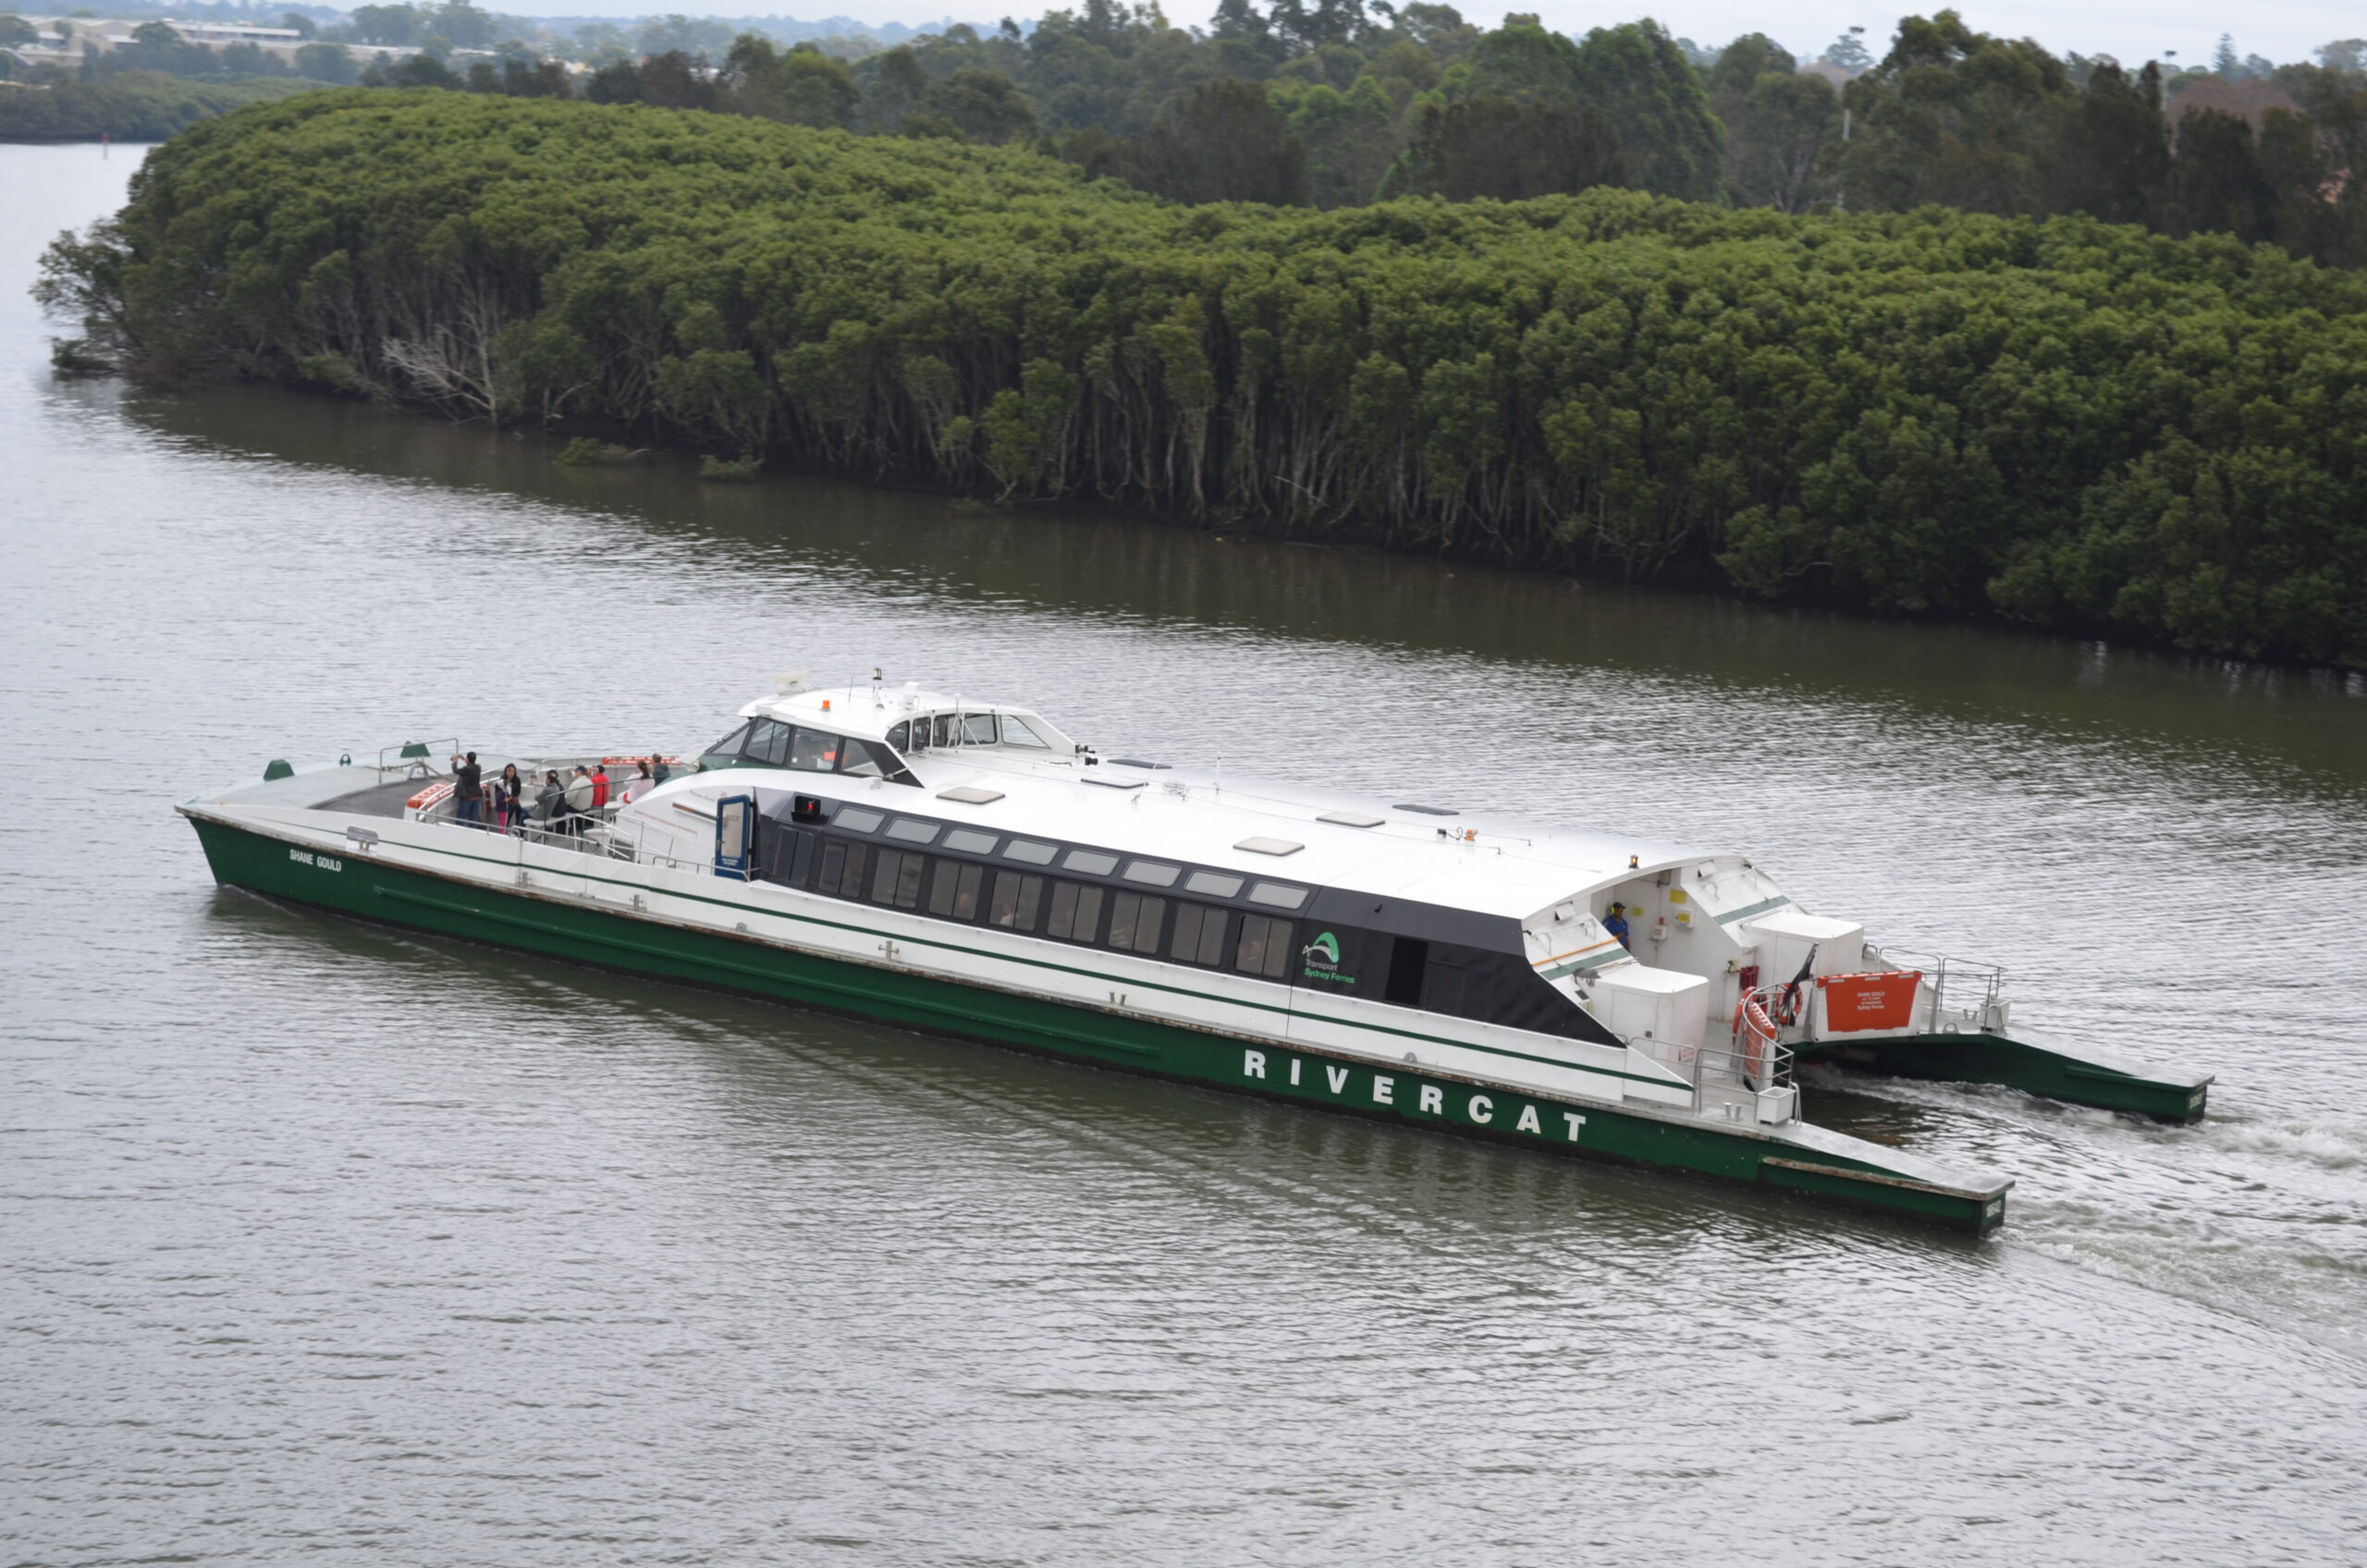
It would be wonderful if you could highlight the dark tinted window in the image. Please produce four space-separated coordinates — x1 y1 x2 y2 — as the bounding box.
1235 915 1293 980
927 860 985 920
1004 839 1058 865
988 871 1043 930
1108 893 1164 954
705 722 752 758
1423 948 1469 1014
1046 882 1103 942
816 839 870 899
745 717 792 766
789 728 840 771
869 848 925 909
1385 937 1429 1006
757 822 809 887
1170 904 1228 967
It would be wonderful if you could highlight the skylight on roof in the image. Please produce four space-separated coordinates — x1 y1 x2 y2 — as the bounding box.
1318 810 1385 828
1235 837 1304 856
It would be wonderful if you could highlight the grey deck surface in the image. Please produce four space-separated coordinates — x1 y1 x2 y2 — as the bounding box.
315 778 429 819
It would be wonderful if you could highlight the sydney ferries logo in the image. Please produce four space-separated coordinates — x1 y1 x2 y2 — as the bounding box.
1301 930 1355 986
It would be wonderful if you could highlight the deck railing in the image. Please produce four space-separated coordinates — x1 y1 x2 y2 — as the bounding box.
1865 944 2008 1034
374 739 460 778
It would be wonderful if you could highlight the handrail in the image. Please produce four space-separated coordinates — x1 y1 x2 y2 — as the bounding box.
376 738 460 778
1870 945 2007 1034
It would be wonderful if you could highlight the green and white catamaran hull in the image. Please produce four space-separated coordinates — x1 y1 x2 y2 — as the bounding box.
174 680 2208 1238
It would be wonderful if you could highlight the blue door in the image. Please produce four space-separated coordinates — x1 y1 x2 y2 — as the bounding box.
715 794 756 880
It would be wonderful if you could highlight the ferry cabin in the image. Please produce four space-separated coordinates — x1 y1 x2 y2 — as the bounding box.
644 680 1846 1116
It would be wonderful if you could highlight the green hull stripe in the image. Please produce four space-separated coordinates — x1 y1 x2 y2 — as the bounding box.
376 882 1167 1058
1714 896 1793 926
186 812 2006 1233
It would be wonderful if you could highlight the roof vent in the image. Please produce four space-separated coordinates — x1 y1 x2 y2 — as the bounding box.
1393 802 1458 816
938 785 1004 805
1083 775 1145 790
1235 836 1304 856
1318 810 1385 828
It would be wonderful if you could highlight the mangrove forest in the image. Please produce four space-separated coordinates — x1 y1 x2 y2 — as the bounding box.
36 88 2367 667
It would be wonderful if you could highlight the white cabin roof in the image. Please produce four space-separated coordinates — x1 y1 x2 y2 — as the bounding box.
681 682 1731 925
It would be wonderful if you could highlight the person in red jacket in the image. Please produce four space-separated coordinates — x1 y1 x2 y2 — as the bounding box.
588 764 611 812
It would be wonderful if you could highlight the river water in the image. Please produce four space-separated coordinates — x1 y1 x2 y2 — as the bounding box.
6 142 2365 1564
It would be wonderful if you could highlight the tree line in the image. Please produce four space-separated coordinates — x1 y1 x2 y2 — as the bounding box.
39 91 2367 667
7 6 2367 266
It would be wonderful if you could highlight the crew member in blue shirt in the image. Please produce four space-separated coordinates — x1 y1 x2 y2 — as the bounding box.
1604 902 1631 949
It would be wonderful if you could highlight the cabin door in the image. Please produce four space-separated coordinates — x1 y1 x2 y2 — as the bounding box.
714 794 755 881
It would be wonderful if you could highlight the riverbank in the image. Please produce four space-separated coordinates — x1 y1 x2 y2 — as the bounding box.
0 71 316 141
39 90 2367 668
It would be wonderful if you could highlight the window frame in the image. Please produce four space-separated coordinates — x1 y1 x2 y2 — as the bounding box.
1107 892 1164 955
987 870 1044 931
1234 914 1294 980
1046 881 1105 943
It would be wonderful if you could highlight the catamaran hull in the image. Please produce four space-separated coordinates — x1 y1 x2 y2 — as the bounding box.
1807 1035 2211 1123
184 812 2007 1235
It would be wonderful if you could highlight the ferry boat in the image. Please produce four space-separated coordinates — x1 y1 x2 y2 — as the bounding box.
178 674 2212 1236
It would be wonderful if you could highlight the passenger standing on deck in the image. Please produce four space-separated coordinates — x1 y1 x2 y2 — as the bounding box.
1605 902 1632 949
649 752 670 787
619 761 656 803
453 752 484 829
497 763 524 833
589 763 611 814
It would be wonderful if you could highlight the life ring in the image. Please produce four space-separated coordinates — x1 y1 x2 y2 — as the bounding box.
1729 986 1788 1087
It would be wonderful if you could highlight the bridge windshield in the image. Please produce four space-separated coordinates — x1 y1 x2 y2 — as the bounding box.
700 719 917 785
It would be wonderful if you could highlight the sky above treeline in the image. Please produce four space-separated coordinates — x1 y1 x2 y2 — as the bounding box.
483 2 2360 68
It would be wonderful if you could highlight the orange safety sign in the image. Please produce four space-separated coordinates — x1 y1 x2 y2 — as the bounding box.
1814 970 1922 1032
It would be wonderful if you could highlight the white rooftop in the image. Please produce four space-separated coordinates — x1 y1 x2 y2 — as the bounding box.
702 681 1725 921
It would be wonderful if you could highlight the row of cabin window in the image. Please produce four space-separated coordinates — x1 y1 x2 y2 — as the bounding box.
705 719 916 783
810 836 1294 980
888 712 1052 751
